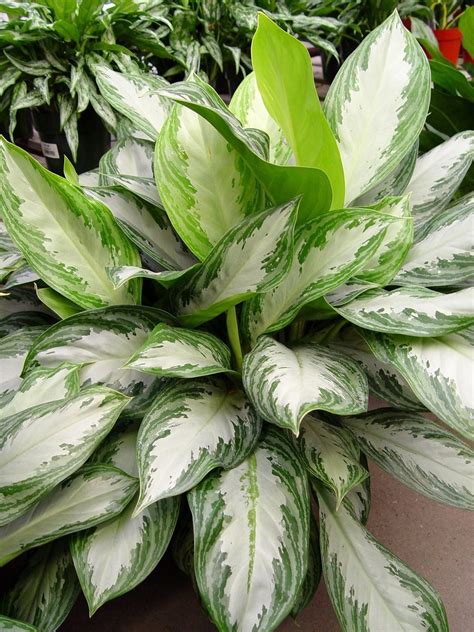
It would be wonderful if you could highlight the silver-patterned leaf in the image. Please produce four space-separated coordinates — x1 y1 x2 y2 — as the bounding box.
362 328 474 440
88 427 138 478
406 131 474 234
317 485 448 631
0 387 129 526
135 378 261 510
324 12 430 203
0 326 46 398
299 414 368 506
333 286 474 336
126 324 232 378
0 138 141 309
188 428 310 632
241 207 397 343
2 540 80 632
155 103 265 261
0 465 138 566
106 265 198 290
175 201 297 327
242 337 368 435
0 615 37 631
393 193 474 287
71 494 179 614
343 410 474 510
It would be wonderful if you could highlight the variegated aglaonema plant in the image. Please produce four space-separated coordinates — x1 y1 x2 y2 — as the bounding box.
0 10 472 632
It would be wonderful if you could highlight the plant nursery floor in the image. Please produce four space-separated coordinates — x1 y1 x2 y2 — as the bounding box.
60 462 474 632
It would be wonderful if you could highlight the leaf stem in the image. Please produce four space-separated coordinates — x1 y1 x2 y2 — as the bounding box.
226 306 243 371
289 320 305 342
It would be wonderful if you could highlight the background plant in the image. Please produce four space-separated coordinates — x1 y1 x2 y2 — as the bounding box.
0 11 473 632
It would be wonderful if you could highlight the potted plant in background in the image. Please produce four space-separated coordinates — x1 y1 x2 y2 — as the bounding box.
430 0 464 63
0 0 176 174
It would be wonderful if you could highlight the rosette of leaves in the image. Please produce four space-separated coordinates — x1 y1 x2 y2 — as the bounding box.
0 11 473 632
0 0 175 159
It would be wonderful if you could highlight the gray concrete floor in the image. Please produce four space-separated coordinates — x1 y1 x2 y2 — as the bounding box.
60 462 474 631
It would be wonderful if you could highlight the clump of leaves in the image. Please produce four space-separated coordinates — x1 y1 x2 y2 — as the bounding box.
0 11 473 632
0 0 175 158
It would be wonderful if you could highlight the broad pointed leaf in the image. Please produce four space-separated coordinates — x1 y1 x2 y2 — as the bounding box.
0 326 46 398
71 494 179 614
155 103 265 260
95 65 170 140
317 485 448 631
0 288 50 319
229 72 291 165
89 428 138 478
290 513 321 619
0 313 53 340
241 207 398 343
0 138 141 309
0 386 129 526
0 616 37 631
393 193 474 287
252 13 344 207
362 328 474 440
343 456 371 525
175 200 297 327
86 187 195 271
333 287 474 336
329 328 423 411
324 11 430 203
0 363 80 418
299 415 368 506
24 306 173 400
406 131 474 233
0 465 138 566
36 288 83 320
135 379 261 510
2 540 80 631
107 265 198 290
126 324 232 378
343 410 474 510
189 428 310 632
242 337 368 435
157 75 332 223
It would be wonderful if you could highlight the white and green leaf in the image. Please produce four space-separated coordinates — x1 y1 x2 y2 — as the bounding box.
0 138 141 309
2 540 80 631
241 207 397 343
333 286 474 336
242 337 368 435
362 328 474 440
135 378 261 510
317 485 448 632
126 324 233 378
324 11 430 204
71 494 179 614
343 410 474 510
299 415 369 507
0 326 46 398
406 131 474 233
0 465 138 566
189 428 310 632
89 428 139 478
0 386 129 526
175 200 297 327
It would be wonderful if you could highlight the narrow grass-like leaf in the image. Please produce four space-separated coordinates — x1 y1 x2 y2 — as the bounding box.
299 415 368 507
2 540 80 631
155 103 265 260
0 386 129 526
0 465 138 566
343 410 474 510
229 72 291 165
135 378 261 510
175 200 297 327
317 485 448 631
406 131 474 233
362 328 474 440
252 13 344 207
95 65 170 140
242 337 368 435
189 427 310 632
71 494 179 614
241 208 396 343
157 75 332 223
333 287 474 336
394 193 474 287
126 324 232 378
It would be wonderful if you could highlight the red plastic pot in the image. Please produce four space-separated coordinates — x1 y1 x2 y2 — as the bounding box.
463 48 474 64
434 28 462 64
